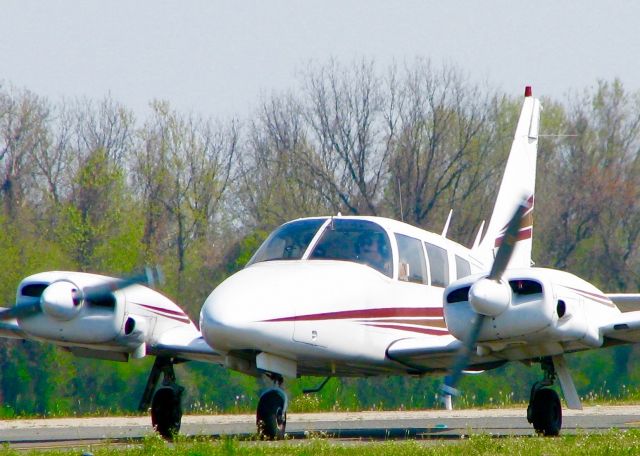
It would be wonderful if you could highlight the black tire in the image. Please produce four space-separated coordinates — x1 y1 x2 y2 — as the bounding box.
529 388 562 436
256 391 286 440
151 387 183 440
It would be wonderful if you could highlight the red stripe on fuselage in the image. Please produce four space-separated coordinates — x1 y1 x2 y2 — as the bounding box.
136 303 188 317
262 307 443 323
143 309 192 324
134 303 192 324
364 323 450 336
561 285 615 307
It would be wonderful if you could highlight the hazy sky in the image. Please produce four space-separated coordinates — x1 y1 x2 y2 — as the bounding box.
2 1 639 120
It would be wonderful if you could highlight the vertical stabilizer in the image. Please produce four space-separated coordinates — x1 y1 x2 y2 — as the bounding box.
473 86 541 269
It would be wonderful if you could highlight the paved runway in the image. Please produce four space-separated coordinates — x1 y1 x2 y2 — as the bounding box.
1 405 640 448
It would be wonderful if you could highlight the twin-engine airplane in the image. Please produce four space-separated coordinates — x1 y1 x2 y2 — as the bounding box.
2 87 640 439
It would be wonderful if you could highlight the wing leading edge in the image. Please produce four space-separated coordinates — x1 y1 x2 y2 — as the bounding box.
607 293 640 313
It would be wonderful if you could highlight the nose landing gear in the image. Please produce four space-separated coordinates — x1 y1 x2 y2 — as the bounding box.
527 357 562 436
151 384 184 439
256 373 287 440
139 357 185 440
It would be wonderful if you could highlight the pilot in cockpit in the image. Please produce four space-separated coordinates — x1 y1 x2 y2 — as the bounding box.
356 232 391 274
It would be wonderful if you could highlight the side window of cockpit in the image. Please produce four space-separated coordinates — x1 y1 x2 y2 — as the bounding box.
425 242 449 287
248 219 326 265
455 255 472 279
395 234 427 284
309 219 392 277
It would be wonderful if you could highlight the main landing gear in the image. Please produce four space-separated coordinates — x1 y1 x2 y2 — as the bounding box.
527 357 562 436
256 373 288 440
139 357 185 440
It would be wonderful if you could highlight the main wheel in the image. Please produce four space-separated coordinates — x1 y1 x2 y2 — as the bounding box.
256 390 286 440
151 386 183 440
528 387 562 436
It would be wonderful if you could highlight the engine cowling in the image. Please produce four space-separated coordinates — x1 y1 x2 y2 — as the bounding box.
16 271 196 352
16 272 125 344
445 271 553 344
444 268 605 349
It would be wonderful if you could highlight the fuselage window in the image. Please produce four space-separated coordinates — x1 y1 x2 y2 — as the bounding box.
395 234 427 284
425 242 449 287
248 218 326 265
455 255 472 279
309 219 392 277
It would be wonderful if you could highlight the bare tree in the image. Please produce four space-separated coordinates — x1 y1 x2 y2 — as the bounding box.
30 101 76 207
238 93 329 229
535 80 640 291
384 60 499 242
0 87 49 217
135 101 236 277
301 59 391 215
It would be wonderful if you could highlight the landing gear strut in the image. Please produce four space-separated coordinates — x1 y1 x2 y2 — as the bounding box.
139 357 185 440
256 373 287 440
527 357 562 436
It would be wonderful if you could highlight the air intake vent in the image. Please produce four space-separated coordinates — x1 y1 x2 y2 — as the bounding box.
87 294 116 309
20 283 48 298
509 280 542 295
446 286 470 303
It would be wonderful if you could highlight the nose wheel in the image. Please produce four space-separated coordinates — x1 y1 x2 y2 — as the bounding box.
139 357 185 440
151 385 184 439
528 387 561 436
256 374 287 440
527 357 562 436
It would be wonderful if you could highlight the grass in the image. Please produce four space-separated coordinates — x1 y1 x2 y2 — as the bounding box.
2 431 640 456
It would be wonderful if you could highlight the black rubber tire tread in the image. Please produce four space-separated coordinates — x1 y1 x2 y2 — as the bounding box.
530 387 562 436
151 387 183 440
256 391 286 440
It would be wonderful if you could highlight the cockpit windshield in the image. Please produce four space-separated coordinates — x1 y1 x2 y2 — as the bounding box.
309 219 392 277
248 218 326 265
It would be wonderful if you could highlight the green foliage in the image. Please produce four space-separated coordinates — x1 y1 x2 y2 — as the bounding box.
2 70 640 419
4 431 640 455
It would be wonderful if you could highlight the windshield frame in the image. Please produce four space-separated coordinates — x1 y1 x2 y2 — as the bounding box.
307 218 394 277
246 218 328 266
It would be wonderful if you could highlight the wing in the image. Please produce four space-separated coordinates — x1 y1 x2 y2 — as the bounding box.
386 335 510 374
149 326 225 363
606 293 640 312
596 294 640 343
599 309 640 344
386 336 463 372
0 314 25 339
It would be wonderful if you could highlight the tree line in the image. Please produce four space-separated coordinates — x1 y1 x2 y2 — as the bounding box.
1 59 640 416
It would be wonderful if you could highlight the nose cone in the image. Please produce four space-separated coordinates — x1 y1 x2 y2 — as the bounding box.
200 263 297 352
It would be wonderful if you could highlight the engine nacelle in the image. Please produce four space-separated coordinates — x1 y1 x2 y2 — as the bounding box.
40 280 84 320
15 271 196 354
117 314 150 358
122 314 149 339
444 268 608 350
16 272 126 345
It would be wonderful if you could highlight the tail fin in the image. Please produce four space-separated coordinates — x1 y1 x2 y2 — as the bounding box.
473 86 541 270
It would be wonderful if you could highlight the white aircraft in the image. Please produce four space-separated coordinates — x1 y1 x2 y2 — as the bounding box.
2 87 639 440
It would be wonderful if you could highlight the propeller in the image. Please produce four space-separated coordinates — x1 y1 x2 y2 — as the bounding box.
441 200 529 399
0 266 163 322
82 267 164 302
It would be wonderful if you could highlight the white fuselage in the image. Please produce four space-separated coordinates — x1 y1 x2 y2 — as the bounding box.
200 216 483 377
200 215 626 380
